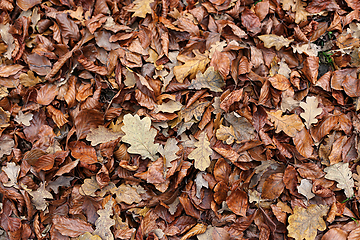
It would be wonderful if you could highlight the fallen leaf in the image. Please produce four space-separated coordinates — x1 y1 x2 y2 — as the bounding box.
14 111 33 126
158 138 180 168
121 114 159 161
188 66 225 92
194 172 209 199
93 198 116 240
86 125 123 146
2 162 20 188
287 204 329 240
324 162 355 198
27 182 53 211
174 50 210 83
188 132 213 171
300 96 323 128
127 0 154 18
155 100 183 113
216 125 237 144
0 137 15 158
53 215 94 238
297 179 315 200
258 34 294 51
267 110 304 137
110 184 142 205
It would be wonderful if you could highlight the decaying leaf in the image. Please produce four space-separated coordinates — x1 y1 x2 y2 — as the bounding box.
287 204 329 240
258 34 294 51
267 110 304 137
121 114 159 161
188 66 225 92
324 162 355 198
188 132 213 171
300 96 323 129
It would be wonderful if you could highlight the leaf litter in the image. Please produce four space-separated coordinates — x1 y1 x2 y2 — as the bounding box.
1 0 360 240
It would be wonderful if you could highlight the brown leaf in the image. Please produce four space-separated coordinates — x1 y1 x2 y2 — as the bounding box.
53 215 94 238
77 55 108 75
69 141 98 164
267 110 304 137
268 74 291 91
74 109 104 140
293 127 314 158
174 50 210 83
261 173 285 200
16 0 41 11
37 84 58 105
226 188 248 216
0 64 23 77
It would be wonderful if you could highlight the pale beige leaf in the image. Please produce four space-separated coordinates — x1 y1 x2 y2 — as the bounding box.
194 172 209 198
110 184 142 205
297 179 315 200
121 114 159 161
127 0 154 18
209 41 227 58
281 95 300 112
188 132 213 171
93 198 115 240
155 100 183 113
258 34 294 51
287 204 329 240
188 66 225 92
0 137 14 158
80 176 100 197
292 43 320 57
267 110 304 137
2 162 20 188
14 111 33 126
300 96 323 129
158 138 180 168
86 125 123 146
324 162 354 198
27 182 53 211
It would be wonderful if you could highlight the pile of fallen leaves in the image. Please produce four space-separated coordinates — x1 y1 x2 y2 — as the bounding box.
1 0 360 239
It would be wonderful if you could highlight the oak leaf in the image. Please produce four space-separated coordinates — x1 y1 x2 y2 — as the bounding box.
287 204 329 240
19 70 42 87
188 66 225 92
180 101 210 122
324 162 354 198
127 0 154 18
86 126 123 146
297 179 315 200
78 232 102 240
27 182 53 211
174 50 210 83
188 132 213 171
300 96 323 129
258 34 294 51
110 184 142 205
93 198 115 240
158 138 180 168
14 111 33 126
267 110 304 137
155 100 183 113
2 162 20 188
216 125 237 144
121 114 159 161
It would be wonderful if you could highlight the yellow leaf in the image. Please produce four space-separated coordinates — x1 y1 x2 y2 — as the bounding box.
188 132 213 171
188 66 225 92
128 0 154 18
174 50 210 83
287 204 329 240
19 70 42 87
267 110 304 137
121 114 159 161
300 96 323 129
77 232 102 240
258 34 294 51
